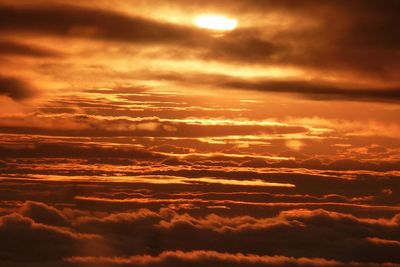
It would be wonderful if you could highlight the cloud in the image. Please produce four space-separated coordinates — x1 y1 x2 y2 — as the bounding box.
70 207 400 264
0 174 399 264
239 158 400 172
157 0 400 75
223 79 400 103
0 212 100 263
64 250 396 267
0 3 195 44
0 75 36 100
0 113 310 138
0 1 399 265
0 142 165 160
19 201 70 226
0 40 60 57
147 71 400 103
3 1 399 82
2 1 399 103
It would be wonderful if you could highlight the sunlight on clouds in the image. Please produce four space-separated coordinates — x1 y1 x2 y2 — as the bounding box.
286 140 305 151
160 152 295 161
195 15 238 31
6 174 295 188
150 58 305 79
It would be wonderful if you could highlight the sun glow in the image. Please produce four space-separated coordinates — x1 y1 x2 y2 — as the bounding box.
195 15 238 31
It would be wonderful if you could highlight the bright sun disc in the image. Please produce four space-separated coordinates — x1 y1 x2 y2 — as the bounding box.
195 15 238 31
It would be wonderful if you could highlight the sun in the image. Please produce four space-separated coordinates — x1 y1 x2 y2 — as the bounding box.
194 15 238 31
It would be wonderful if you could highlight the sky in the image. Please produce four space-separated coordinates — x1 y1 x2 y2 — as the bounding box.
0 0 400 266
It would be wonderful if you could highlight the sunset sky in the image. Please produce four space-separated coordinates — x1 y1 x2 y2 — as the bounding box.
1 1 400 266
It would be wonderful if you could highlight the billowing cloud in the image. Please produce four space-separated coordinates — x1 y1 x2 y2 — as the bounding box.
19 201 70 226
0 212 100 263
3 200 384 267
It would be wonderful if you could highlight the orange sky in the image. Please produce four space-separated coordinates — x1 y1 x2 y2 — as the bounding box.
0 1 400 266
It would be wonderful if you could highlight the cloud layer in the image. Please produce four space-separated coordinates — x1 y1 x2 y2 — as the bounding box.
1 1 399 266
